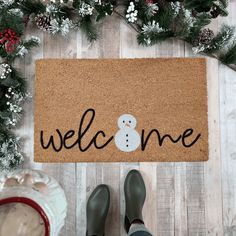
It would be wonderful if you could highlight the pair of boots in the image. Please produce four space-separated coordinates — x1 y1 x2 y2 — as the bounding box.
86 170 152 236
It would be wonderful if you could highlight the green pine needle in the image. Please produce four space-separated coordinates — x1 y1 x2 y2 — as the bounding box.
18 0 46 15
154 4 175 30
204 25 234 53
220 41 236 65
137 31 173 46
0 10 24 35
80 17 98 42
218 0 228 9
186 13 211 43
185 0 214 12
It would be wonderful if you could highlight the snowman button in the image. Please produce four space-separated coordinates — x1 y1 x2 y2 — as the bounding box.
126 134 128 137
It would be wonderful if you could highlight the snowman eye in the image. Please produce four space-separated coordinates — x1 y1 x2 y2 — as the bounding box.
123 120 125 123
129 121 131 123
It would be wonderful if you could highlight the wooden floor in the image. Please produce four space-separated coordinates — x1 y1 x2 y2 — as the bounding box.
19 1 236 235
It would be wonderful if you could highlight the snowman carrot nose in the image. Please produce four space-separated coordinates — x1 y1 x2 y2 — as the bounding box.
125 123 131 127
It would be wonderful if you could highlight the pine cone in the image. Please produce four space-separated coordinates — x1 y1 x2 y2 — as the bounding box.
35 13 51 31
194 28 214 46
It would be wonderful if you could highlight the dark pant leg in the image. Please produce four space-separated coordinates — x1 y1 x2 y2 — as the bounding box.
130 231 153 236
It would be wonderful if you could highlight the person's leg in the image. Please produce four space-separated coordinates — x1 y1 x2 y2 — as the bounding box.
86 184 110 236
124 170 153 236
128 223 152 236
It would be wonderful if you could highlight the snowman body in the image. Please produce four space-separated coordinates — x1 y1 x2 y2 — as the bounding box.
114 114 140 152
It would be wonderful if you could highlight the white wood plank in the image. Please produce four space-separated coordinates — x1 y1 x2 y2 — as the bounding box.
174 163 187 236
140 163 158 235
156 163 175 236
186 163 206 236
58 163 76 236
219 2 236 235
204 57 223 235
76 163 87 235
120 21 156 58
202 17 224 235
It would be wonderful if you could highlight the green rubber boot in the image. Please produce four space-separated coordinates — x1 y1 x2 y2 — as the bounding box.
124 169 146 233
86 184 110 236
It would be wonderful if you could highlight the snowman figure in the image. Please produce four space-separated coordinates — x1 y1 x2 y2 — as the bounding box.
115 114 140 152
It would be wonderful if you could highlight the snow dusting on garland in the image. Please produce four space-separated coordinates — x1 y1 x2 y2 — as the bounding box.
0 0 236 172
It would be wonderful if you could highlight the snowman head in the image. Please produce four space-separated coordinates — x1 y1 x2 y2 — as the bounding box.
118 114 137 129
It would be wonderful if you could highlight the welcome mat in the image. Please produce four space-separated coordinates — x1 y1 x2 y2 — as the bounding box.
34 58 208 162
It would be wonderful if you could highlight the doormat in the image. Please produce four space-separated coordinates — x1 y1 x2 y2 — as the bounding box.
34 58 208 162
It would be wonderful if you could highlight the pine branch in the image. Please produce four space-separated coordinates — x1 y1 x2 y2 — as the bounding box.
80 16 98 42
186 13 211 43
137 30 173 46
184 0 214 12
0 10 24 35
22 37 40 49
203 25 234 54
17 0 46 15
6 37 40 62
218 0 228 8
219 41 236 65
0 127 12 141
9 68 27 92
154 3 175 30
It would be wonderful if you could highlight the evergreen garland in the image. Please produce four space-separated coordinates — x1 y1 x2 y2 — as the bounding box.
0 0 236 172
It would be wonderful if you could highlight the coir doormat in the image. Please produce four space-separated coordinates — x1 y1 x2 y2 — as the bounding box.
34 58 208 162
